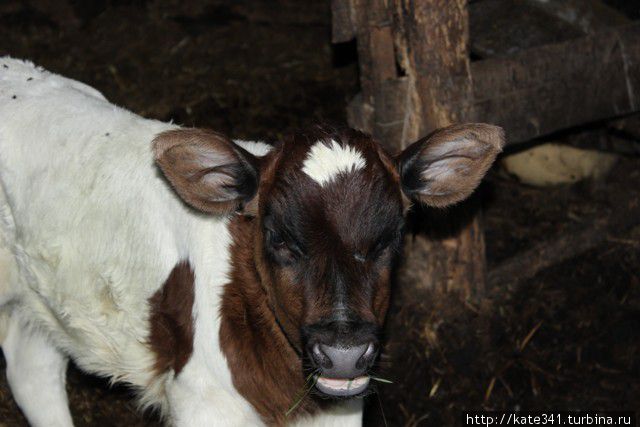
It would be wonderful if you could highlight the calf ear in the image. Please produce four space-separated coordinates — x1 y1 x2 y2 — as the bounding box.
397 123 505 208
153 128 260 214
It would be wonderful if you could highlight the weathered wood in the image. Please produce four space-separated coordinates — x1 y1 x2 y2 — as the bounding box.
469 23 640 144
470 0 583 58
331 0 356 43
388 0 486 298
553 125 640 156
371 78 409 152
350 0 396 111
393 0 475 137
369 25 396 87
350 0 374 107
525 0 630 34
345 0 410 152
488 192 640 288
610 114 640 152
234 0 328 26
348 1 640 150
400 209 487 296
346 92 374 134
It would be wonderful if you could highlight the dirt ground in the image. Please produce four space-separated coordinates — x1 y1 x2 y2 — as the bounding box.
0 1 638 426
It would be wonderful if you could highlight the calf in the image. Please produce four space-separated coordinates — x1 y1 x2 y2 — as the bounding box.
0 58 504 426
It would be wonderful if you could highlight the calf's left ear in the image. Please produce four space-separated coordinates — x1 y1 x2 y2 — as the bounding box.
397 123 505 208
153 128 260 214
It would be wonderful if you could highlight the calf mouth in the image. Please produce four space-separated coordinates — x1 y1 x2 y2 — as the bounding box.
302 320 380 398
314 374 371 397
306 340 378 398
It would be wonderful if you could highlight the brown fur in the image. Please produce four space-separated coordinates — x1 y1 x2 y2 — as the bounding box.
398 123 505 207
152 122 504 425
153 128 260 214
218 127 402 425
148 261 195 375
220 216 323 426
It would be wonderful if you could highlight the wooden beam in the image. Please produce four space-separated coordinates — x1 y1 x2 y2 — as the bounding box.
469 0 583 58
393 0 475 136
525 0 630 34
390 0 487 298
331 0 356 43
488 188 640 288
469 23 640 144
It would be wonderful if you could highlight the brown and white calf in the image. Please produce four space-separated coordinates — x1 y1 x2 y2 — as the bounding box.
0 58 504 426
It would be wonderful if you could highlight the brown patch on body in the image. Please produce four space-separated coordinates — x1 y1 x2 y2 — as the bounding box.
148 261 195 375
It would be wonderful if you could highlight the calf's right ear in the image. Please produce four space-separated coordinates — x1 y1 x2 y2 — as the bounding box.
153 128 260 214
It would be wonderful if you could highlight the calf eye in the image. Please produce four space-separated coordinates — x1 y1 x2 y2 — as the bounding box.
268 230 287 250
369 236 398 261
354 253 366 263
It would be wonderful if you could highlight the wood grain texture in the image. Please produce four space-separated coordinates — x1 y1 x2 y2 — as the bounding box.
469 23 640 144
331 0 356 43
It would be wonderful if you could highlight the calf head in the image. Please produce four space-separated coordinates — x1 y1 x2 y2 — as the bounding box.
154 123 504 399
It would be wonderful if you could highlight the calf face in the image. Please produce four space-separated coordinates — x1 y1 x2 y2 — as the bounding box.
154 123 504 398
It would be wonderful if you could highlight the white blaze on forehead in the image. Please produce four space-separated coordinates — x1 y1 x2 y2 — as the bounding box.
302 139 366 186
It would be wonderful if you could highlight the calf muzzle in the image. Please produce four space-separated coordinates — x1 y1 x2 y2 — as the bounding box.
303 320 379 397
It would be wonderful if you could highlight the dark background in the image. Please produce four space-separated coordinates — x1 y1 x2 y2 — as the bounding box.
0 1 639 426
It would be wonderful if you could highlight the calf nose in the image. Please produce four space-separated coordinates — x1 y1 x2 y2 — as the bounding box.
312 342 376 378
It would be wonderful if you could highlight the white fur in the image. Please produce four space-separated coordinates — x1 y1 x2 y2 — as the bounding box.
0 57 362 426
302 140 366 186
234 139 273 157
291 400 363 427
3 312 74 427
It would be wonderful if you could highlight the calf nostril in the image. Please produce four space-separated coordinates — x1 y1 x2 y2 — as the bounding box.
318 343 371 378
356 342 377 369
364 342 376 359
312 343 332 369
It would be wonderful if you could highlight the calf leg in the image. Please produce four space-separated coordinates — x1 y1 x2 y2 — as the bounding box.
2 314 74 427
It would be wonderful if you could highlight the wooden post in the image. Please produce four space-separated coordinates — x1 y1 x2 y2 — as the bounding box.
342 0 485 298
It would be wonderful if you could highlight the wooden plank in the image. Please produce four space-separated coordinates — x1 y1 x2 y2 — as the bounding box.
554 126 640 156
351 0 374 106
234 0 328 26
390 0 487 298
372 78 408 152
331 0 356 43
346 92 374 133
351 0 395 107
525 0 630 34
369 25 396 85
470 0 583 58
393 0 475 139
373 77 408 124
489 186 640 288
469 23 640 144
